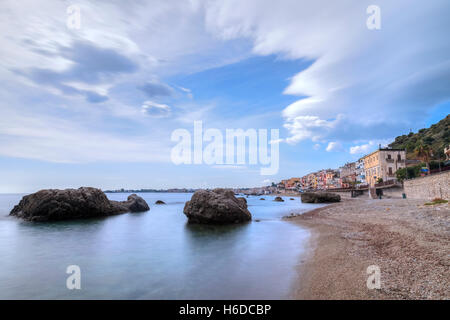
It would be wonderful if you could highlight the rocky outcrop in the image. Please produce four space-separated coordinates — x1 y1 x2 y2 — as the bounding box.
274 196 284 202
10 187 149 222
300 192 341 203
155 200 166 205
183 188 252 224
111 194 150 212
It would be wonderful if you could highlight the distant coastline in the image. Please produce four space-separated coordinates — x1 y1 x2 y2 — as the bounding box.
103 188 197 193
103 187 278 195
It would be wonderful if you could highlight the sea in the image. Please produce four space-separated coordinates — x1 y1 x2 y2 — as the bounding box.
0 192 324 299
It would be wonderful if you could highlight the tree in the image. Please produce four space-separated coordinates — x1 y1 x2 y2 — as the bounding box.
396 167 407 182
414 143 432 170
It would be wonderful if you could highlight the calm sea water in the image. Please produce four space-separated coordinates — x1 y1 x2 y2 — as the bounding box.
0 193 322 299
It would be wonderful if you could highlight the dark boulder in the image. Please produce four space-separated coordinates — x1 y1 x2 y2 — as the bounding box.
236 197 247 208
155 200 166 205
183 188 252 224
290 198 295 200
274 196 284 202
112 194 150 212
260 198 265 200
10 187 149 222
300 192 341 203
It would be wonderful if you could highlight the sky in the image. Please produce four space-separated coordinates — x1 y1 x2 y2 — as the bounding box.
0 0 449 192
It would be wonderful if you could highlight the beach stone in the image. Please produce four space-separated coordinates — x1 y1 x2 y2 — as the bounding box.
183 188 252 224
10 187 149 222
301 192 341 203
274 196 284 202
155 200 166 205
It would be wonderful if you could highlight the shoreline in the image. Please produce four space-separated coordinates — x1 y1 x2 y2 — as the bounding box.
287 198 450 299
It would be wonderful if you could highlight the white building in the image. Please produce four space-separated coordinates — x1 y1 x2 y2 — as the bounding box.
355 158 366 185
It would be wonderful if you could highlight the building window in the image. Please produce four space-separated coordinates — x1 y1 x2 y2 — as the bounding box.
387 154 391 159
388 167 393 175
397 154 402 161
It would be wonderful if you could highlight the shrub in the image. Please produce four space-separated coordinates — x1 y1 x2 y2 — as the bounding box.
424 198 448 205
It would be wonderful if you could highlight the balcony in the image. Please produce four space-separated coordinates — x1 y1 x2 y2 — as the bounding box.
385 158 394 163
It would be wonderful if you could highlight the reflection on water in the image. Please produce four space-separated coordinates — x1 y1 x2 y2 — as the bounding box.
0 193 321 299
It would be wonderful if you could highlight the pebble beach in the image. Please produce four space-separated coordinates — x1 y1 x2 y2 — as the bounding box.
288 197 450 299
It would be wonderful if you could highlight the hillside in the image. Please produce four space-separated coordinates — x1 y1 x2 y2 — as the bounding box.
388 114 450 159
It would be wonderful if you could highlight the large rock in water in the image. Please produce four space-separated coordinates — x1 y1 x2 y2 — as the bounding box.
300 192 341 203
10 187 149 222
183 188 252 224
112 194 150 213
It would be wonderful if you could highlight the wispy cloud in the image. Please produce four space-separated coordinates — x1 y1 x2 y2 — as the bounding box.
0 0 448 173
0 109 171 163
203 0 450 147
141 101 171 118
326 141 343 152
139 81 174 98
15 40 138 103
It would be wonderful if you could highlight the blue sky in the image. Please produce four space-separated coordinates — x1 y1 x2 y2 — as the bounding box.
0 0 449 192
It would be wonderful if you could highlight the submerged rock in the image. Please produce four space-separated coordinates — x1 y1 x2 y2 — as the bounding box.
260 198 265 200
274 196 284 202
10 187 149 222
155 200 166 205
290 198 295 200
300 192 341 203
183 188 252 224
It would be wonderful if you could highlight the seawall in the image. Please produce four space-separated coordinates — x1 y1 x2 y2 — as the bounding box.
404 171 450 200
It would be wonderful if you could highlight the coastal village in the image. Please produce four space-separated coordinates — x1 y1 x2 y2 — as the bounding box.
276 147 418 191
235 143 450 200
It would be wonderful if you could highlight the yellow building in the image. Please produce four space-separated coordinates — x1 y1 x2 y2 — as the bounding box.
362 148 406 186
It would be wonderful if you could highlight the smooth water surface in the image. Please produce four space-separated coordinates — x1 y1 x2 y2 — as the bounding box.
0 193 322 299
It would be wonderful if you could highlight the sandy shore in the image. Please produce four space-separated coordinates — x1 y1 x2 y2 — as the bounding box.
287 197 450 299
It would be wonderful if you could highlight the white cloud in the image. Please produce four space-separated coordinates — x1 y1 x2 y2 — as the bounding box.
283 115 337 144
178 86 194 99
141 101 171 118
0 109 172 163
313 144 320 150
350 142 375 155
326 141 343 152
0 0 449 166
349 139 393 155
202 0 450 144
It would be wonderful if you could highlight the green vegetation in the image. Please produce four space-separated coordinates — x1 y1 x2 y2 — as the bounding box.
396 160 447 182
414 144 432 168
424 198 448 205
396 162 425 181
388 114 450 160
